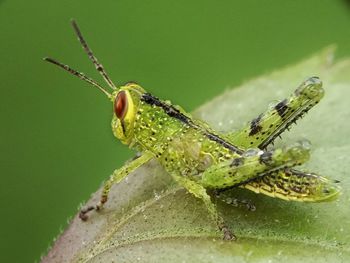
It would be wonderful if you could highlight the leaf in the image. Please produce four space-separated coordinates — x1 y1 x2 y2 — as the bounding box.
42 47 350 263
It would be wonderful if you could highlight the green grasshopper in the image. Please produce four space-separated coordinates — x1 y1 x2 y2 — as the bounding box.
45 20 340 240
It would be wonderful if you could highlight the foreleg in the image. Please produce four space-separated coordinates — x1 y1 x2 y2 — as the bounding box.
79 152 154 220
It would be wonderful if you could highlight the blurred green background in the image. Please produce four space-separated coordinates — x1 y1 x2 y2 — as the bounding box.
1 0 350 262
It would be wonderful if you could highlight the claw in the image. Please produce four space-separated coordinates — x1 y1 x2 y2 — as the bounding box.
222 226 237 241
79 205 96 221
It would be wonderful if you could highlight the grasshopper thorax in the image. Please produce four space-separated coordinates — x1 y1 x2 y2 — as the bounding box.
111 83 146 145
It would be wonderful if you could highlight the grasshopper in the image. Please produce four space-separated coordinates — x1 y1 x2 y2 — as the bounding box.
45 20 340 240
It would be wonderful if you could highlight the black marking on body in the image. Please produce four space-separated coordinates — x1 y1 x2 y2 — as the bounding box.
291 186 303 193
288 168 317 180
275 99 288 117
205 133 244 154
141 93 190 124
262 174 275 187
323 188 330 194
230 157 244 167
259 101 316 150
141 93 244 154
249 114 263 136
259 151 273 164
121 120 127 135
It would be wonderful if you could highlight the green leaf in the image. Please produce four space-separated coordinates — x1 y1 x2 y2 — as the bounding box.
42 47 350 263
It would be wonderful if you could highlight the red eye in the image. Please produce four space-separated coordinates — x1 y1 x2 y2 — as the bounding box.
114 91 128 119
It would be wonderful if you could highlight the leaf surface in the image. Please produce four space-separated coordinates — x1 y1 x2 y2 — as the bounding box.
42 47 350 263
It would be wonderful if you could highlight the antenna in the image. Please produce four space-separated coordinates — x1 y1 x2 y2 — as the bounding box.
43 57 111 98
71 19 117 90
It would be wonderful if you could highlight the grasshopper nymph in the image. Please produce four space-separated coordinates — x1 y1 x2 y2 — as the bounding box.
45 20 340 240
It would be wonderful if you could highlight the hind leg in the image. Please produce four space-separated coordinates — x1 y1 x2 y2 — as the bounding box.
220 77 337 202
201 143 310 189
242 168 340 202
226 77 324 149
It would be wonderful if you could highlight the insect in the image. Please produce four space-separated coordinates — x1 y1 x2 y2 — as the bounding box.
45 20 340 240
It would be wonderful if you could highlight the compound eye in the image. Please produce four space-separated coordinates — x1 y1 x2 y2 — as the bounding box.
114 91 128 119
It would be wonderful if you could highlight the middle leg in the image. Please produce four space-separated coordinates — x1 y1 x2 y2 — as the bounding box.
171 173 236 241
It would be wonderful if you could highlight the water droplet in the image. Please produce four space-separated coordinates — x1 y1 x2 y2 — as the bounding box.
153 190 161 200
243 148 263 157
298 139 312 150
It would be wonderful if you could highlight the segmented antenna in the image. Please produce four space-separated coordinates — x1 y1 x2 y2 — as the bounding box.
43 57 111 98
71 19 117 90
